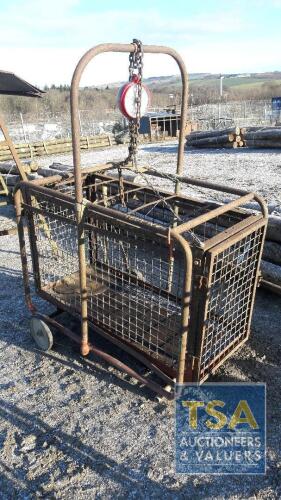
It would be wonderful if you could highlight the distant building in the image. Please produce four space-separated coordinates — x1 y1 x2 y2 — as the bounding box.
140 111 181 139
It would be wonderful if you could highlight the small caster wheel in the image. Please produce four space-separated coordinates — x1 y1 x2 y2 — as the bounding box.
30 316 53 351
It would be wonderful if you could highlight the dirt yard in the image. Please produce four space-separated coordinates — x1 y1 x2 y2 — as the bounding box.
0 143 280 498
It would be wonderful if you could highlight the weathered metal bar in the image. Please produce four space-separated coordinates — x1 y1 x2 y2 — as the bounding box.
129 194 176 213
36 313 174 400
0 115 28 181
261 279 281 295
141 168 268 217
174 193 255 234
169 229 193 384
14 189 35 312
70 43 188 200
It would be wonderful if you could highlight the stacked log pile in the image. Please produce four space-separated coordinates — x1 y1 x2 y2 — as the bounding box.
0 134 117 162
186 127 245 149
0 160 39 187
0 160 73 188
261 214 281 294
241 126 281 148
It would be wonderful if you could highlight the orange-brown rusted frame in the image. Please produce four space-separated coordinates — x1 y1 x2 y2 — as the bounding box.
70 43 189 363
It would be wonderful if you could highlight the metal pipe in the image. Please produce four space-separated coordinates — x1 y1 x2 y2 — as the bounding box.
70 44 188 356
174 193 255 234
70 43 188 200
140 169 268 217
36 313 174 400
14 188 36 312
0 115 28 181
169 229 193 384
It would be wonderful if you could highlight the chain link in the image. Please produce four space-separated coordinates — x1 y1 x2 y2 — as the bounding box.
117 39 143 204
116 40 202 246
127 38 143 168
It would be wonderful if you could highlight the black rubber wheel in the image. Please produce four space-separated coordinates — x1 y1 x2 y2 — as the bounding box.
30 317 53 351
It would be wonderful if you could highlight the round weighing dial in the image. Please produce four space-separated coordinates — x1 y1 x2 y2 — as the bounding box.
117 78 150 120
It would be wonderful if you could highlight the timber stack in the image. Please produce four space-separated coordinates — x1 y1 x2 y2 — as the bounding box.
260 214 281 295
241 126 281 148
185 127 245 149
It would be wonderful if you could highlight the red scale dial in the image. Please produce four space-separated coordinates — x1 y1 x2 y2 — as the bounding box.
117 76 150 120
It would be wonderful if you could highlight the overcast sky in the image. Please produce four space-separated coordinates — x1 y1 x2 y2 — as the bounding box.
0 0 281 88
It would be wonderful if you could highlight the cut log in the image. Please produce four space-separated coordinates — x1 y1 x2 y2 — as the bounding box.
29 161 39 172
245 134 281 142
186 133 235 145
1 174 20 186
260 260 281 286
266 215 281 243
37 167 70 178
244 129 281 140
245 140 281 148
263 241 281 265
186 127 240 140
241 126 281 134
0 162 31 175
48 162 73 172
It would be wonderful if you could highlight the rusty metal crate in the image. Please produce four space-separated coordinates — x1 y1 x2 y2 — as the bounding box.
15 43 268 399
16 171 267 398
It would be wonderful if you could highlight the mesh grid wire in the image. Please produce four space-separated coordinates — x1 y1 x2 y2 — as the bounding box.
84 221 183 365
75 175 245 245
26 179 265 376
30 191 184 367
199 226 264 378
55 175 250 247
30 197 79 314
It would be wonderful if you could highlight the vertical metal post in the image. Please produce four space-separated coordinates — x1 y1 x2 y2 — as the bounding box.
170 230 193 384
0 115 27 181
78 109 83 136
14 188 35 312
219 75 224 98
70 43 189 356
20 112 27 143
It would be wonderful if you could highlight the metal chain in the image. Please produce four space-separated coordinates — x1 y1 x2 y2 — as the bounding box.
126 38 143 168
119 39 183 222
117 39 143 205
116 40 201 245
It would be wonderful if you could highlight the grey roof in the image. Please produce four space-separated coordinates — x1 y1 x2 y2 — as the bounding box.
144 111 180 118
0 70 44 97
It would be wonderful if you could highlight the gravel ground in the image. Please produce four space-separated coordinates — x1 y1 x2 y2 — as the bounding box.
39 142 281 212
0 204 17 234
0 143 280 498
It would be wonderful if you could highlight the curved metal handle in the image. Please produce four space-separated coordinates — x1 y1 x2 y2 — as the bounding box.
70 43 189 203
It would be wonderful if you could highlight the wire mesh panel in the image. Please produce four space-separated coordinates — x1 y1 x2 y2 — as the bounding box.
83 218 184 366
198 223 265 380
25 190 80 311
25 189 185 368
21 177 267 384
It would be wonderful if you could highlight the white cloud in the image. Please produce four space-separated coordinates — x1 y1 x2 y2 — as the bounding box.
2 35 280 90
0 2 245 48
0 48 181 87
0 1 280 86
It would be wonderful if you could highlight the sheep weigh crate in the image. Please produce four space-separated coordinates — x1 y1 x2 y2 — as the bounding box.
15 43 268 399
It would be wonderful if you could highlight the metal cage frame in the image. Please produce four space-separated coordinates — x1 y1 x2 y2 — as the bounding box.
15 44 268 399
